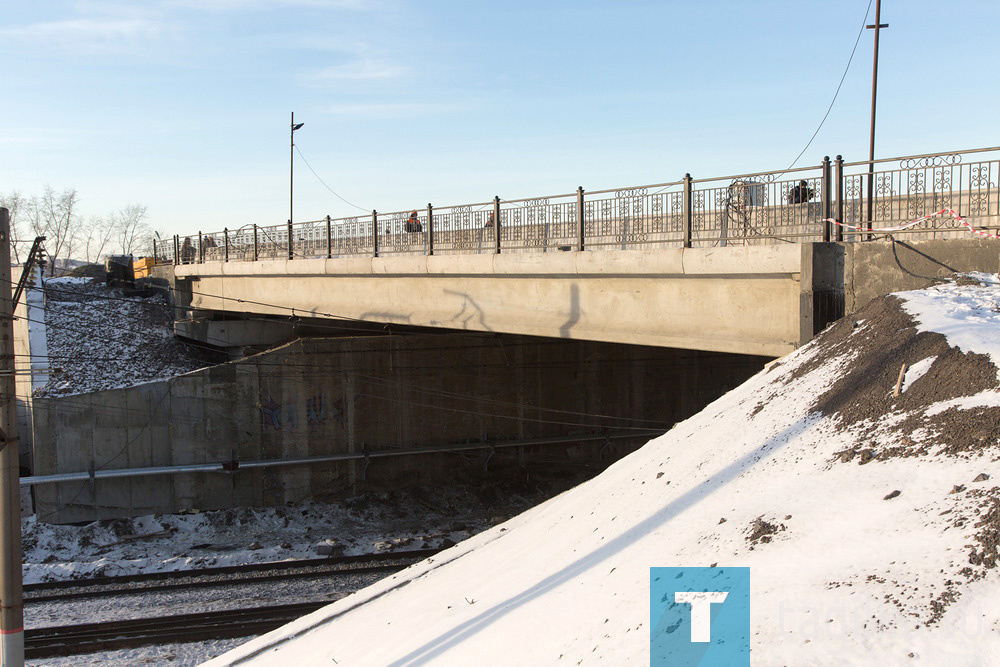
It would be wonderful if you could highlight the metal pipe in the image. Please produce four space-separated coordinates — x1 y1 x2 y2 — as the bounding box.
493 196 501 254
682 174 693 248
426 203 434 256
326 215 332 259
835 155 845 242
21 431 662 486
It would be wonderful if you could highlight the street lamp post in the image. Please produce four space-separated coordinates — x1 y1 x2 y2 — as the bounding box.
290 112 304 227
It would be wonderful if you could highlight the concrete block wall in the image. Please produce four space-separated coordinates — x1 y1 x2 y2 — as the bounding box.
32 333 770 523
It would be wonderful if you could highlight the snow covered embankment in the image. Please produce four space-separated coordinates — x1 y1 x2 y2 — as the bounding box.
37 277 218 397
207 275 1000 666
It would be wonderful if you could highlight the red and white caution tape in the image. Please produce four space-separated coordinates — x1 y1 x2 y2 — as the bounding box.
820 209 1000 239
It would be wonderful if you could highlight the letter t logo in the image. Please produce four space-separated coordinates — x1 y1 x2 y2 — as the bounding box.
674 591 729 642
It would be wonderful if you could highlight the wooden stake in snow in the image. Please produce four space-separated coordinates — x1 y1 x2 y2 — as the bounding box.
893 362 908 398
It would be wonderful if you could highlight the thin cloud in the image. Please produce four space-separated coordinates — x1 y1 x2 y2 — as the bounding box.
0 17 166 55
168 0 372 10
310 59 407 81
324 102 465 118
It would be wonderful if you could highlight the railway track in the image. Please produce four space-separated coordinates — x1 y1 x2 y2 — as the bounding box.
24 548 441 658
25 547 441 603
26 600 331 659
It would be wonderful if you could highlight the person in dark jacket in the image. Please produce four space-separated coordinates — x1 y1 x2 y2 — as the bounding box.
788 180 814 204
405 210 422 233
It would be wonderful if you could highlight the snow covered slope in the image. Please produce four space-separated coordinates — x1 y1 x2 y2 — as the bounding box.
206 275 1000 666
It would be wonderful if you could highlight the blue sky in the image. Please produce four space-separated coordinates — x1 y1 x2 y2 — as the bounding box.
2 0 998 238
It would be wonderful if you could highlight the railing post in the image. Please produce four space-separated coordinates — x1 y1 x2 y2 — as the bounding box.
822 155 832 242
682 174 693 248
224 228 229 262
198 231 204 263
372 210 379 257
326 215 332 258
835 155 845 242
287 219 294 260
493 196 501 254
426 203 434 256
173 235 180 265
253 224 259 261
577 186 585 251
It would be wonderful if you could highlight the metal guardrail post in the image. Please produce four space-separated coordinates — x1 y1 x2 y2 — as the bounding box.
326 215 332 258
577 186 585 251
493 196 501 254
224 228 229 262
426 203 434 256
173 235 180 264
682 174 693 248
287 219 294 260
253 224 259 261
372 210 379 257
835 155 845 242
822 155 832 242
198 231 204 263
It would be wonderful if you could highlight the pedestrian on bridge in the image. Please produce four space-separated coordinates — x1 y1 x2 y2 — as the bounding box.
405 210 423 233
788 180 814 204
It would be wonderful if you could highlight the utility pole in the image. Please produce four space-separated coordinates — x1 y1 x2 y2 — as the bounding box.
290 112 304 226
865 0 888 228
0 208 23 667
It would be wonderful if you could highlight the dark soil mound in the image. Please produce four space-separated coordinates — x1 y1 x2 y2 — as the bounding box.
800 295 999 460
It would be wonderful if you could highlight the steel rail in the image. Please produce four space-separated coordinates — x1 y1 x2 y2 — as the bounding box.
25 600 331 659
24 547 442 596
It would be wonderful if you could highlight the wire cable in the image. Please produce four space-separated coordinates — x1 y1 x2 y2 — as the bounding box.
295 145 370 213
784 0 874 171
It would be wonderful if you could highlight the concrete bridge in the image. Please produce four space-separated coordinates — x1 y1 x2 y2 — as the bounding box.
167 238 997 358
169 244 830 358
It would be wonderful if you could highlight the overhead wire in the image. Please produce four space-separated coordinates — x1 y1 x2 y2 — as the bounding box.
294 145 370 214
784 0 874 172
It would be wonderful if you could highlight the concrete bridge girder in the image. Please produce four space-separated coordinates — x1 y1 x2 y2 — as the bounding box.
173 246 820 357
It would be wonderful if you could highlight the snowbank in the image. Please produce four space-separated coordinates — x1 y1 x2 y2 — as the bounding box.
206 275 1000 666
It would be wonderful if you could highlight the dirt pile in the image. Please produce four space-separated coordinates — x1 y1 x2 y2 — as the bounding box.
782 287 1000 625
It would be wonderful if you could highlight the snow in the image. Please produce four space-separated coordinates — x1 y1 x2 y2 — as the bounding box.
35 277 219 397
203 274 1000 666
897 272 1000 376
900 355 936 394
25 267 50 392
22 486 550 586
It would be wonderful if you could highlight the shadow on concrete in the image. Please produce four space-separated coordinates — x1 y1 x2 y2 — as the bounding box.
387 414 820 665
443 290 492 331
559 283 580 338
890 239 960 282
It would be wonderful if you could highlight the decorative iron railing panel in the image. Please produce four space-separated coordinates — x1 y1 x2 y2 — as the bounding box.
840 149 1000 239
155 147 1000 265
583 184 685 250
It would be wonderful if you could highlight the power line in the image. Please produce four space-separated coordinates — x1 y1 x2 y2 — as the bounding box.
785 0 874 171
294 145 370 214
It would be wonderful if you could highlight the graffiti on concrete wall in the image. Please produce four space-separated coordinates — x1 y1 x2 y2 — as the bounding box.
260 392 359 431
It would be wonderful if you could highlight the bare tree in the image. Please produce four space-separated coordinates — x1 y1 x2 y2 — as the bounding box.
0 191 27 264
25 186 79 276
112 204 149 255
80 215 117 264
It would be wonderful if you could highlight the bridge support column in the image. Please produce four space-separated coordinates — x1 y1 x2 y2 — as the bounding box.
799 243 845 345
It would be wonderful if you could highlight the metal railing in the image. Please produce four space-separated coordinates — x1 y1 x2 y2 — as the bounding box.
153 146 1000 266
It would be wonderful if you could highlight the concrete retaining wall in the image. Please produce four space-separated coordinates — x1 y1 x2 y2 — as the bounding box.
32 333 769 523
